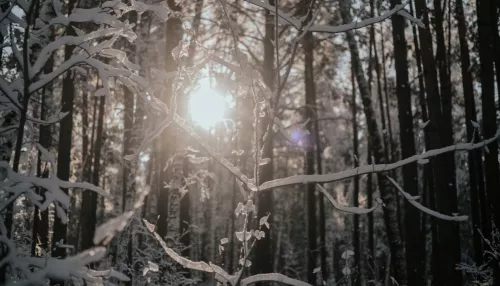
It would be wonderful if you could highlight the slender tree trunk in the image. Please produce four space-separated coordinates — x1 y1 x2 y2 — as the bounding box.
379 16 403 241
367 145 376 280
80 95 105 253
253 0 275 278
122 72 135 286
31 44 54 258
379 26 394 163
455 0 485 264
389 0 422 284
52 3 77 267
351 63 361 286
493 10 500 103
302 7 318 285
157 0 183 241
340 0 406 284
316 110 326 283
410 1 434 278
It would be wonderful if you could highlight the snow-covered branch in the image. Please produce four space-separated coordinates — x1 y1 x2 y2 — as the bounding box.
245 0 424 33
0 160 108 211
386 176 468 221
259 129 500 191
317 184 380 214
148 218 311 286
147 219 235 283
241 273 312 286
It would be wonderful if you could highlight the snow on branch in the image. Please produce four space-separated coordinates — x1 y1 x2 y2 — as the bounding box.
317 184 380 214
386 176 468 221
174 115 258 193
146 219 235 283
241 273 312 286
148 218 312 286
245 0 423 33
0 161 108 212
259 129 500 191
316 177 469 221
0 219 122 286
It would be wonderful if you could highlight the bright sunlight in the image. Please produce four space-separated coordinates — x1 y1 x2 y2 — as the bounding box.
189 77 228 130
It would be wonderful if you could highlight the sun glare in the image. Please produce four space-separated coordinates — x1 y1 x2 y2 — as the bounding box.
188 78 228 130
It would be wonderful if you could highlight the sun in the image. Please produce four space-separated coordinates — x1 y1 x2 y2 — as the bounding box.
188 77 228 130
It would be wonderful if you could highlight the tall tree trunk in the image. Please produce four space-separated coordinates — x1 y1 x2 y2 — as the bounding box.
253 0 275 278
80 94 105 253
31 46 54 258
351 63 361 286
410 0 434 277
52 0 77 265
477 0 500 281
367 145 376 280
316 109 326 283
339 0 406 284
455 0 485 265
122 73 135 285
389 0 422 284
379 26 394 163
493 10 500 102
157 0 183 241
379 16 403 241
301 1 318 282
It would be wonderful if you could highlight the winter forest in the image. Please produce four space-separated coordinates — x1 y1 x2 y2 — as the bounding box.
1 0 500 284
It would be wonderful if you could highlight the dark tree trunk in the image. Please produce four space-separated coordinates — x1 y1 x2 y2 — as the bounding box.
303 15 318 286
80 94 105 253
379 24 394 164
340 0 406 284
477 0 500 281
316 109 326 283
367 146 376 280
31 44 54 258
455 0 485 265
389 0 422 284
253 0 274 278
351 63 361 286
157 0 183 241
410 0 434 277
52 19 77 267
493 10 500 103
